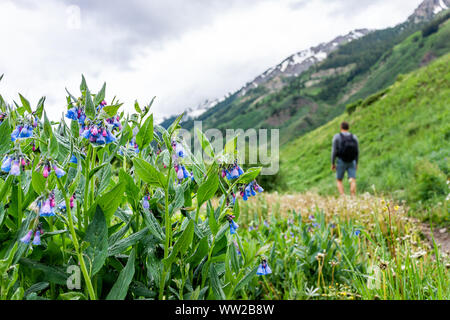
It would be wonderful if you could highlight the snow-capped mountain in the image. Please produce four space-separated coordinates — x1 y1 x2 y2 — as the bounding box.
236 29 370 97
408 0 449 23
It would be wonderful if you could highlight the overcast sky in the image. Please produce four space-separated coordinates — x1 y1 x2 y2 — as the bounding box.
0 0 423 122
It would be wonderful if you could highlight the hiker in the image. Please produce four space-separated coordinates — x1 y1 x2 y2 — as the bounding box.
331 121 359 196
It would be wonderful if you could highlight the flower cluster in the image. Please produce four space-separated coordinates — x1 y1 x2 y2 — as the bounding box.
175 164 191 182
106 114 122 131
240 180 263 201
40 161 66 178
20 225 44 246
256 259 272 276
38 193 56 217
222 162 244 180
172 141 185 159
66 106 87 124
11 121 37 141
1 156 29 176
226 214 239 235
81 123 116 145
59 195 75 211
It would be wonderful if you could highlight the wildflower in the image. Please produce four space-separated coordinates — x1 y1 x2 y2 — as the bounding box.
53 165 66 178
142 195 150 209
354 229 361 236
394 205 399 211
312 222 319 228
39 196 56 217
69 154 78 164
226 214 239 234
10 160 21 176
173 141 185 158
32 231 41 245
66 107 86 124
1 156 12 172
256 259 272 276
263 220 270 228
20 230 33 244
43 165 50 178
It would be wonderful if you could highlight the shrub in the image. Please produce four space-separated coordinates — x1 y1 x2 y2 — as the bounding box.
408 159 448 204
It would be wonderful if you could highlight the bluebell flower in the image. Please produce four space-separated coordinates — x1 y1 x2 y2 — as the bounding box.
1 156 12 172
11 127 20 141
182 165 190 179
39 199 55 217
32 231 41 245
10 160 21 176
257 260 272 276
66 107 78 120
143 196 150 209
229 220 239 234
70 154 78 164
226 214 239 235
354 230 361 236
53 165 66 178
20 230 33 244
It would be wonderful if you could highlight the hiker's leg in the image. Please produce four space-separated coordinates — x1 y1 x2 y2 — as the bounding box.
348 160 357 196
336 179 345 196
349 178 357 196
335 159 345 195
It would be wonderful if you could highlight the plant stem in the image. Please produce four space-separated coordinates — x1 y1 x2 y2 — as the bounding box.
57 178 96 300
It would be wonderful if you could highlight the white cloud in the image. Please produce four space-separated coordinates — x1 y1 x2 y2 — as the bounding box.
0 0 424 122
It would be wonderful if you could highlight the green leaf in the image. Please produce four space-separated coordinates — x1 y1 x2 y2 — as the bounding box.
163 220 194 268
236 167 261 184
108 228 149 256
102 103 122 118
134 100 141 114
43 111 52 139
142 209 165 242
209 263 226 300
80 74 87 92
133 158 166 188
49 134 59 156
93 182 126 223
196 129 214 158
84 205 108 276
31 171 46 195
0 120 11 154
233 266 258 294
19 258 68 285
208 202 218 235
35 96 45 119
94 82 106 106
136 114 153 149
18 93 32 114
106 248 136 300
186 237 209 265
168 112 184 135
85 87 96 119
197 166 219 207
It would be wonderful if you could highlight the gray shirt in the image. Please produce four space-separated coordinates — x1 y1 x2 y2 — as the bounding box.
331 132 359 164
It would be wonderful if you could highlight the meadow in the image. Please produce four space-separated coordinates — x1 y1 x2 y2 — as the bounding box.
0 59 448 300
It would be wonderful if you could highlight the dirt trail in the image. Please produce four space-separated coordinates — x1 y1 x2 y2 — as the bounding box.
418 223 450 256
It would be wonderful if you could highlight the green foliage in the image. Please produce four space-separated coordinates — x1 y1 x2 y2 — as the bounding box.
0 76 264 301
280 54 450 223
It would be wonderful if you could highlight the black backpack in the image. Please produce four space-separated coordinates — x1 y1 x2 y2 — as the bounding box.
338 133 358 162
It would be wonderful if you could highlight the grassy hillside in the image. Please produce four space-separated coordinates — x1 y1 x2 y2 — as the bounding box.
164 13 450 147
279 53 450 223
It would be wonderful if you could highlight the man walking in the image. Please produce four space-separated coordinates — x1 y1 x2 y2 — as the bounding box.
331 122 359 196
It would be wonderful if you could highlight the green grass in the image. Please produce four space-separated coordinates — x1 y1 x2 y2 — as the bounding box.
279 54 450 224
